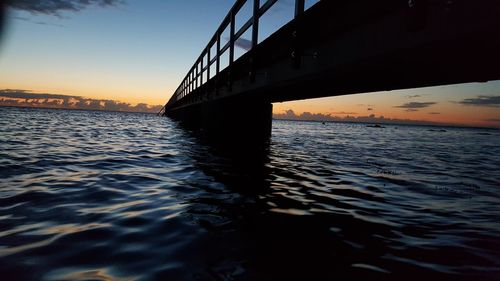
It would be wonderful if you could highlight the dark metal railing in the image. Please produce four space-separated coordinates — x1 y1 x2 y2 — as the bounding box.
162 0 309 113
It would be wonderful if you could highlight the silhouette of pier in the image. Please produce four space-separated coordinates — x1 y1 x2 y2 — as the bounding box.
160 0 500 139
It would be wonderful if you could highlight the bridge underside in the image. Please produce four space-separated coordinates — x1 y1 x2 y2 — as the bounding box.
165 0 500 139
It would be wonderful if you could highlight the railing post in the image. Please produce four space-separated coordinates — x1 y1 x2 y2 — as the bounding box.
207 46 211 82
251 0 260 82
200 55 204 85
229 10 235 91
216 33 221 75
295 0 305 18
252 0 260 48
216 32 221 95
191 71 194 92
195 63 199 89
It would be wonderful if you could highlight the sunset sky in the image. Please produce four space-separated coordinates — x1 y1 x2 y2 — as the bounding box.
0 0 499 127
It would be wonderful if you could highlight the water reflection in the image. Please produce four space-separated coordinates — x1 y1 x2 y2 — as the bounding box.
176 120 500 280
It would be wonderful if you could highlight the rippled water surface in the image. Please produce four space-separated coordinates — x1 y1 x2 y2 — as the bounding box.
1 107 499 281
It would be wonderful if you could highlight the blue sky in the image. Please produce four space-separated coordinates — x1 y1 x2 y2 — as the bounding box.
1 1 237 103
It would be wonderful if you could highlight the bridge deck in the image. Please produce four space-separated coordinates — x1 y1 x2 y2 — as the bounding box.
163 0 500 114
161 0 500 140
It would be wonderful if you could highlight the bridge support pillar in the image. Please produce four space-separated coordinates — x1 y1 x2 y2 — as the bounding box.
166 96 272 144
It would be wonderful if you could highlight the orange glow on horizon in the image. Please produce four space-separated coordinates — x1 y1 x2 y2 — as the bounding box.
0 83 168 106
272 90 500 128
2 80 499 128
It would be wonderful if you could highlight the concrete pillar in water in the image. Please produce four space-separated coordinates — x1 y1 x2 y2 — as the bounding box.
166 95 273 144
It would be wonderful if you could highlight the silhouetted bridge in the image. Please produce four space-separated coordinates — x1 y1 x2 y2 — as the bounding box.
160 0 500 139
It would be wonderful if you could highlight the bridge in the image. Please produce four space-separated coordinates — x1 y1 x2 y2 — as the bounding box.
160 0 500 140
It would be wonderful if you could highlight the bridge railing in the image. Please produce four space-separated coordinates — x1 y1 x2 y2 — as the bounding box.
164 0 310 111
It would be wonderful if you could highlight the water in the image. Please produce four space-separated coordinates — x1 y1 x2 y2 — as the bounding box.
0 106 499 281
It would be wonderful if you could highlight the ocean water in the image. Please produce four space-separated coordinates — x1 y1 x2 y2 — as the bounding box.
0 106 499 281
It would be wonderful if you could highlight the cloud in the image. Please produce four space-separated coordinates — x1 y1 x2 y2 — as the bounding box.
0 89 162 113
458 95 500 107
484 118 500 122
274 109 442 126
275 110 337 122
428 112 441 115
282 110 356 121
367 108 373 111
395 102 436 111
7 0 124 16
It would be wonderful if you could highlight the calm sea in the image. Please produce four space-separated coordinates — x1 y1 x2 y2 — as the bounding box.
0 106 499 281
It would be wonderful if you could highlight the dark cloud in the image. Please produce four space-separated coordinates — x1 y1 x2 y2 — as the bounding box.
0 89 162 113
1 89 75 99
234 38 252 51
428 112 441 115
274 109 442 126
367 108 373 111
223 37 252 51
458 95 500 107
484 118 500 122
395 102 436 111
7 0 123 16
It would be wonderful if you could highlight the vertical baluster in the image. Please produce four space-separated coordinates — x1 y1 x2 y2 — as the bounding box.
250 0 260 82
295 0 305 18
229 11 235 90
189 71 192 93
229 11 235 67
252 0 260 48
216 33 221 75
196 62 199 89
216 32 221 95
207 46 211 81
201 54 204 86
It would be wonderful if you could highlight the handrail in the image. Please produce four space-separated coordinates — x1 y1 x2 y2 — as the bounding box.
161 0 308 114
